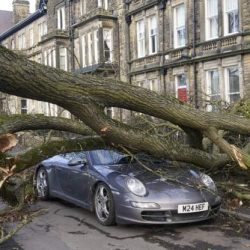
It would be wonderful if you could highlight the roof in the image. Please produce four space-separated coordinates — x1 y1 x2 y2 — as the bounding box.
0 10 13 35
0 0 47 42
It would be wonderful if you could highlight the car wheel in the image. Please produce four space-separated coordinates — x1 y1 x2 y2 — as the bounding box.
36 166 50 200
94 183 116 226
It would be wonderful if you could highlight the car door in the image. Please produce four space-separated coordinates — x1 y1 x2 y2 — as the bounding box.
63 152 90 205
54 154 73 196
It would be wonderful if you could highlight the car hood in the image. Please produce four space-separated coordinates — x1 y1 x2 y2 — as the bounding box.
93 163 204 190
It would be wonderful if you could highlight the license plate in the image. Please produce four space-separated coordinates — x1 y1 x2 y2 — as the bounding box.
177 202 209 214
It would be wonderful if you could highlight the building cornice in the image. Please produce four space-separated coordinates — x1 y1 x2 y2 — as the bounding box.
128 48 250 76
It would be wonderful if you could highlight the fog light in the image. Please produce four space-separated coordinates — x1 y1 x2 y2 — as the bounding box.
131 201 160 209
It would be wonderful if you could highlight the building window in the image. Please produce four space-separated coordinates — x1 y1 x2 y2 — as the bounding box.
21 99 27 114
148 79 159 92
57 7 66 30
174 4 185 48
148 15 157 55
225 67 240 103
81 35 86 67
137 20 145 58
80 0 86 15
206 70 220 111
94 30 99 64
88 33 93 65
206 0 218 40
106 107 113 118
176 74 187 102
224 0 239 35
29 28 34 47
59 47 67 71
98 0 109 10
138 81 146 88
38 21 47 42
44 49 56 67
11 39 15 50
18 33 26 49
103 29 112 62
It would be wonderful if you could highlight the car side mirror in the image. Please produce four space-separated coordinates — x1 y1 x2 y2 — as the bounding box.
68 158 87 167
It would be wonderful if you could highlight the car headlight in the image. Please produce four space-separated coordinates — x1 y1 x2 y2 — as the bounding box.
126 177 146 196
200 174 217 192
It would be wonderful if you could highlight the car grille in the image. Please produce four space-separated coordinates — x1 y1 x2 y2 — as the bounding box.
141 203 221 222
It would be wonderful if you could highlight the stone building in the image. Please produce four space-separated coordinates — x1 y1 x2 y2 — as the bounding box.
0 0 250 118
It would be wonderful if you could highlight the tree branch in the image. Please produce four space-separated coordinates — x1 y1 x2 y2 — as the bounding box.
0 114 94 136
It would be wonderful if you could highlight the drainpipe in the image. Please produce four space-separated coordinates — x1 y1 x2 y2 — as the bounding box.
193 0 198 108
69 0 75 72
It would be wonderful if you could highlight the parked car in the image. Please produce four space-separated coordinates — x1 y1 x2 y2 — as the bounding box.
34 149 221 226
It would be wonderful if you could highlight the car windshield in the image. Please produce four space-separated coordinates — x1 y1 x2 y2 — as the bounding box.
90 150 132 165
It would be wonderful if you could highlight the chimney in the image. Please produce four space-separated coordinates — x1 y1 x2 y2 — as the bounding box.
12 0 30 24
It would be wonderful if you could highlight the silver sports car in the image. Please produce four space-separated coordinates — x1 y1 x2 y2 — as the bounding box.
34 149 221 226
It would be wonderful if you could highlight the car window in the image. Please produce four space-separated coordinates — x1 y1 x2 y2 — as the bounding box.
61 152 87 161
90 150 127 165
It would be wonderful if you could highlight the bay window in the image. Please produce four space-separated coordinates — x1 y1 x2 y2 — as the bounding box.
103 29 112 62
81 35 86 67
94 30 99 64
88 33 93 65
59 47 67 71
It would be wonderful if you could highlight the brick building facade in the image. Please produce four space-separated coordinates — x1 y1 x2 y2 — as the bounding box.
0 0 250 118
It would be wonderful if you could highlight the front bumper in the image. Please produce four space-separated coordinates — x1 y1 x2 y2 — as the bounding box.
113 191 221 225
115 203 221 224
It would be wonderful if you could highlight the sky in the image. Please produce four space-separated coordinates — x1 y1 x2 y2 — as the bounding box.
0 0 36 12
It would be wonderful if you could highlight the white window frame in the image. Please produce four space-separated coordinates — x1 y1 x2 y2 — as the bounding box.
137 19 145 58
80 0 86 15
148 79 159 92
38 21 47 42
205 0 219 40
81 34 86 67
224 66 240 103
21 99 28 114
57 6 66 30
88 33 93 65
59 47 68 71
148 15 158 55
94 30 99 64
173 4 186 48
98 0 109 9
206 69 220 111
18 33 25 49
11 39 15 50
29 28 34 47
223 0 239 35
103 28 113 62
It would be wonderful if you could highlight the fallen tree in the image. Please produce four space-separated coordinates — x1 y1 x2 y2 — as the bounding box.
0 45 249 171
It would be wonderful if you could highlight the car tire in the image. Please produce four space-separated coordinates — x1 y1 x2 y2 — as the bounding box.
36 166 50 200
94 183 116 226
